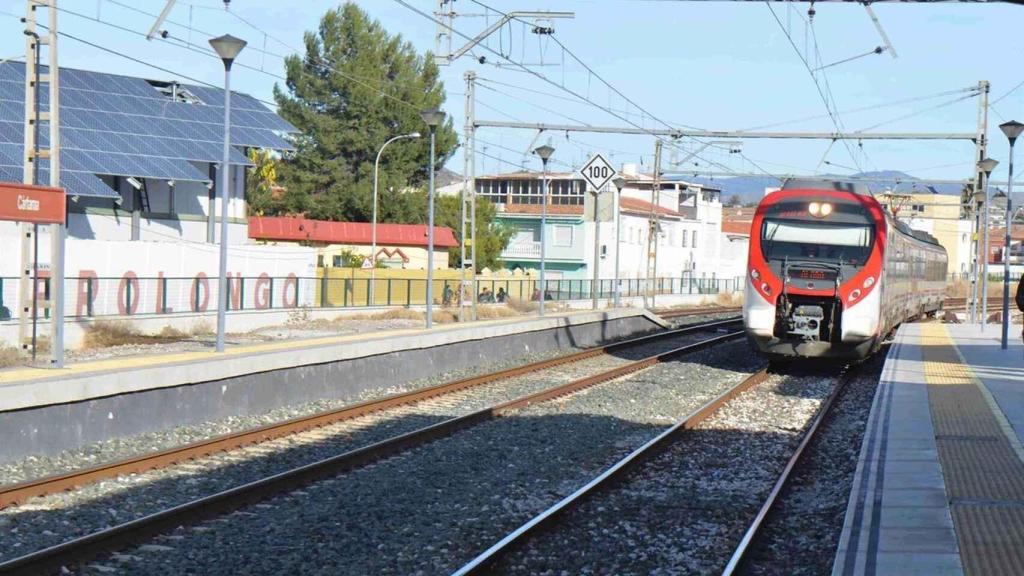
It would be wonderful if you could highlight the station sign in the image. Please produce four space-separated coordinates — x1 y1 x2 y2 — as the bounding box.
0 182 66 224
580 153 617 192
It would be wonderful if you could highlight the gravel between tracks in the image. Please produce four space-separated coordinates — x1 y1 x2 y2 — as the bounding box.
739 351 887 576
0 324 736 565
491 370 839 576
76 338 762 575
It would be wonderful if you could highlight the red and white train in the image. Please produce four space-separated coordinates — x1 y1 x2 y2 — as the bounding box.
743 180 947 361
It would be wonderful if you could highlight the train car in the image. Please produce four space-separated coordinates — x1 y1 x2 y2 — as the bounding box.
743 180 947 361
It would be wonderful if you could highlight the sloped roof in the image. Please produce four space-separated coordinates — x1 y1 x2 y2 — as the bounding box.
249 217 459 248
0 61 296 199
722 221 751 236
619 197 681 218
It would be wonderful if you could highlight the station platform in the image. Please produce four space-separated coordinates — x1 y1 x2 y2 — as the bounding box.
0 308 670 464
833 322 1024 575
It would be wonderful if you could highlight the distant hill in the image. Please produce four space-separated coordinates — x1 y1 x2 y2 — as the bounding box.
681 170 966 206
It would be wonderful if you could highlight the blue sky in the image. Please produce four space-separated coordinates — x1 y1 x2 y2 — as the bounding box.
2 0 1023 185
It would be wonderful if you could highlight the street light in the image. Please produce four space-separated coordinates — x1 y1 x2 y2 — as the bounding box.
612 176 627 308
372 132 420 306
420 109 445 329
999 121 1024 349
534 144 555 316
209 33 246 353
979 157 999 331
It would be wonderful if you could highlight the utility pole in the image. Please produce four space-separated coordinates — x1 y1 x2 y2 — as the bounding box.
464 71 478 321
590 183 602 310
970 80 989 324
979 83 991 330
645 140 662 309
20 0 63 367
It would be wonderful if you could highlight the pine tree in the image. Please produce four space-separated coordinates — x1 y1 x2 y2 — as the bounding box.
273 2 457 222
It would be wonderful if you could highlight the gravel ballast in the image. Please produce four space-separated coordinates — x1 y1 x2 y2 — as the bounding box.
739 350 887 576
74 339 762 575
0 326 739 565
489 370 839 575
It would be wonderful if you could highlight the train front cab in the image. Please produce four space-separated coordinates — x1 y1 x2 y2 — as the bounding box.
743 186 885 360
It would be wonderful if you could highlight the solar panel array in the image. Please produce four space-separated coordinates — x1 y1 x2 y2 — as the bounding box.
0 61 296 199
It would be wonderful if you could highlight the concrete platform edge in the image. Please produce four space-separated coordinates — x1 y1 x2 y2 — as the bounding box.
0 308 667 413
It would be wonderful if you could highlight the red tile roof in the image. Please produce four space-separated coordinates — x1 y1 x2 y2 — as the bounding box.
248 217 459 248
503 203 585 215
619 197 682 218
722 221 752 236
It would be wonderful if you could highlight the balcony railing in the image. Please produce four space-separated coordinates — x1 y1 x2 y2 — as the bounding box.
503 241 542 258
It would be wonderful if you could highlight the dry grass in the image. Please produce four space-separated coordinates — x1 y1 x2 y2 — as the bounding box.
505 298 538 314
432 309 458 324
82 320 194 349
946 280 969 298
189 320 214 336
0 346 21 368
475 305 521 320
715 292 744 307
370 309 426 321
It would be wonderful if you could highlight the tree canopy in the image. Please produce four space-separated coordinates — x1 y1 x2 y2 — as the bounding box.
272 2 458 222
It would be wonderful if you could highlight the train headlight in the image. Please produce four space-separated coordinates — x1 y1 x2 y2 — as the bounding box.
863 276 875 288
809 202 833 218
761 282 772 295
849 289 862 302
750 268 760 280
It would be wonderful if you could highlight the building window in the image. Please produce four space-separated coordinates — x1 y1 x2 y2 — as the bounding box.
553 225 574 247
333 255 343 267
692 230 698 248
681 230 687 247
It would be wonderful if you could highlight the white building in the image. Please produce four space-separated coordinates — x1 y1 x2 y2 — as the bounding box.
472 164 736 285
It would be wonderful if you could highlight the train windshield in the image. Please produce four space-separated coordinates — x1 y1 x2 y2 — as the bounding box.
761 219 873 265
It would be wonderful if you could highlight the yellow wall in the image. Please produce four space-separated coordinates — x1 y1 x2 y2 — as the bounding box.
882 193 967 275
315 268 538 307
317 244 449 270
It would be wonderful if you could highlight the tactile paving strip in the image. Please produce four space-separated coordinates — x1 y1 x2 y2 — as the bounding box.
923 323 1024 575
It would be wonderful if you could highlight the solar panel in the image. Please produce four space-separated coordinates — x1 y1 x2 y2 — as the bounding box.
0 153 121 200
0 61 296 200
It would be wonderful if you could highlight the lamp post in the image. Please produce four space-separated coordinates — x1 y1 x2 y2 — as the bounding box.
999 121 1023 349
534 144 554 316
979 157 999 331
612 176 626 308
209 33 246 353
420 109 445 329
372 132 420 306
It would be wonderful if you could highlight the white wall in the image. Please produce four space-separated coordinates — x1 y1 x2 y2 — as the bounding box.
0 232 317 322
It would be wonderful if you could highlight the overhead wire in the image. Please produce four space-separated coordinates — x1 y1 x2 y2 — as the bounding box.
91 1 424 113
398 0 757 179
764 2 865 172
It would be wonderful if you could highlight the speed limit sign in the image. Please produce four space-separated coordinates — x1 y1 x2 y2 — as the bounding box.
580 154 616 191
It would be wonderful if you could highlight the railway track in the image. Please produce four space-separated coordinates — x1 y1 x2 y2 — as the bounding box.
451 365 860 575
0 320 744 575
451 367 772 575
0 316 739 511
721 366 855 575
656 306 742 320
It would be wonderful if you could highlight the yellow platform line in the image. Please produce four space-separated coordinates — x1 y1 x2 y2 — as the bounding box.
922 323 1024 465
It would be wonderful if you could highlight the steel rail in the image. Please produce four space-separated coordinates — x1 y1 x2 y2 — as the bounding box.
720 368 854 575
452 367 771 576
0 316 740 510
656 306 743 319
0 329 744 576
